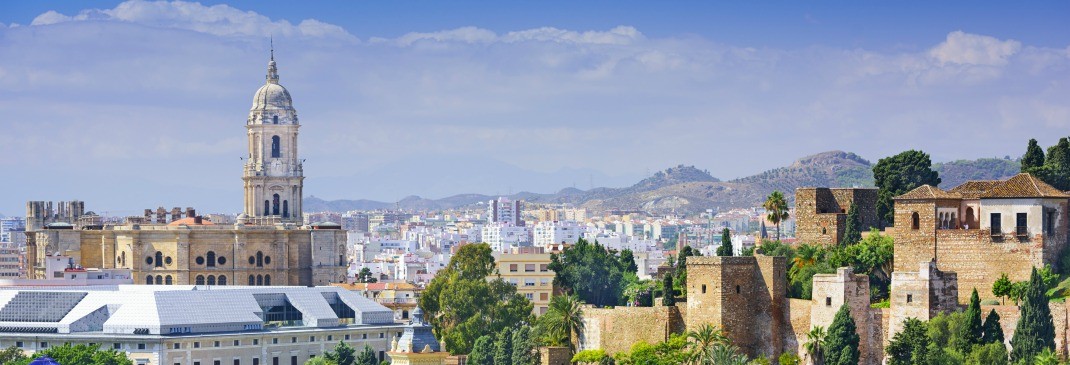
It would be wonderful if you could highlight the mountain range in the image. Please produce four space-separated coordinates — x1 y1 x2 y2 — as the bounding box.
303 151 1021 215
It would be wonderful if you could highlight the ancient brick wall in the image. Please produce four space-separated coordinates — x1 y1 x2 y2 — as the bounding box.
785 299 811 358
685 256 787 359
888 261 959 340
578 305 683 355
539 347 570 365
796 188 878 246
810 268 883 365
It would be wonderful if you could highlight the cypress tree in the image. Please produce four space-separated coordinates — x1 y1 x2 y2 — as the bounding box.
957 288 983 353
493 328 513 365
717 228 734 256
1022 138 1045 172
511 326 538 365
662 274 675 306
840 203 862 246
469 335 495 365
823 304 860 365
1010 267 1056 363
982 309 1005 344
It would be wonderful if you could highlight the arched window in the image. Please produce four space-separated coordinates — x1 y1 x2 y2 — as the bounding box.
264 200 270 216
257 252 264 267
911 212 920 230
195 275 205 285
264 275 271 286
155 275 163 285
339 254 345 266
206 251 216 267
146 275 153 285
271 136 281 158
155 251 163 267
272 194 280 215
165 275 173 285
273 115 279 124
249 275 256 285
402 310 409 319
218 275 227 285
207 275 216 286
283 200 289 218
256 275 263 286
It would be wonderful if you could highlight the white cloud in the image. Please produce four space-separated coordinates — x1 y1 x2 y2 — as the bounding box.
388 25 643 46
929 30 1021 66
30 0 355 40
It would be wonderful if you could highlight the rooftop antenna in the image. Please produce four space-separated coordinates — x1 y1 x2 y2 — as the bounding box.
270 36 274 61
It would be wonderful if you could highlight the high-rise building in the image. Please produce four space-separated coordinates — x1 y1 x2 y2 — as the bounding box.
532 220 583 247
487 197 523 226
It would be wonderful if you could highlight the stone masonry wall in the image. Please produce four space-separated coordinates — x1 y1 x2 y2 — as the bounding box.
980 303 1069 359
810 268 882 365
785 299 811 359
796 188 878 246
578 305 684 355
685 256 786 359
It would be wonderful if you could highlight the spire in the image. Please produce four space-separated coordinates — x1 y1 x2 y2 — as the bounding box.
266 37 279 84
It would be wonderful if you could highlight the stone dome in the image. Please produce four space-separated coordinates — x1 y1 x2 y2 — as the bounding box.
251 59 293 110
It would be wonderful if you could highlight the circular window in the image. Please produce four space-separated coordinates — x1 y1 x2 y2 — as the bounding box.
145 256 153 265
218 256 227 265
165 256 173 265
249 256 256 265
264 256 271 265
196 256 205 265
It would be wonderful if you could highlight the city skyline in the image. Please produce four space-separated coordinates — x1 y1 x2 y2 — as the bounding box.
1 1 1068 216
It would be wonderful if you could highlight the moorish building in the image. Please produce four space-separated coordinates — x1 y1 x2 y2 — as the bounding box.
24 51 347 287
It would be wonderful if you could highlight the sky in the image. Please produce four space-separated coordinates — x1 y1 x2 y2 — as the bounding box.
0 1 1068 217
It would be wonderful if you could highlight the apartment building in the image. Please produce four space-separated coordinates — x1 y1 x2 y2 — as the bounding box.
492 253 555 315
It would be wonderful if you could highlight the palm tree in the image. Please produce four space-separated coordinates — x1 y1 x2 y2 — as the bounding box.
543 295 586 353
705 343 748 365
764 191 790 241
804 326 826 365
685 324 728 363
790 244 820 278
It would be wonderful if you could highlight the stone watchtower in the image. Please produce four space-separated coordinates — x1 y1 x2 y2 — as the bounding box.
686 256 787 359
242 48 304 223
795 188 878 246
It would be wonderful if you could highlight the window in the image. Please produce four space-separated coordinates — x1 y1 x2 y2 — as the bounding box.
344 335 350 340
196 256 205 265
265 256 271 265
16 342 23 348
165 256 173 265
215 361 221 365
219 275 227 285
156 275 163 285
257 252 264 267
911 212 920 230
701 284 707 294
907 294 913 303
253 359 259 365
525 293 534 300
327 335 333 341
826 297 832 306
291 356 297 365
265 275 271 285
173 343 180 349
735 285 741 294
1017 213 1028 236
272 338 278 345
309 336 315 342
195 362 201 365
218 256 227 265
273 115 278 124
291 337 297 343
40 342 48 348
195 275 205 285
233 340 240 346
271 136 281 158
273 358 279 365
207 251 216 267
272 194 280 216
156 251 164 267
253 339 259 345
214 341 220 347
207 275 216 286
249 275 256 285
1047 211 1056 235
146 275 153 285
524 279 535 287
540 293 548 301
379 333 385 339
165 275 173 285
524 264 536 272
138 343 146 350
509 264 518 272
234 360 240 365
194 342 200 348
991 213 1002 234
539 264 549 272
146 256 154 265
362 334 368 339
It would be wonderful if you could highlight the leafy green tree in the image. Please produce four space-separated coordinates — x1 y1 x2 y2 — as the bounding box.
804 326 827 365
0 346 27 365
873 150 941 227
992 273 1012 305
542 295 586 353
966 342 1008 365
1041 137 1070 190
840 203 862 246
981 309 1005 344
619 249 638 274
305 357 336 365
957 289 984 353
549 238 630 306
511 325 539 365
717 228 733 256
572 349 608 364
325 341 356 365
823 304 860 365
826 229 894 300
357 267 377 283
1034 348 1060 365
1022 138 1045 172
1010 267 1056 363
493 327 513 365
468 335 495 365
611 334 691 365
9 343 132 365
778 353 801 365
419 243 533 354
764 191 790 241
887 318 933 365
662 274 675 306
355 345 378 365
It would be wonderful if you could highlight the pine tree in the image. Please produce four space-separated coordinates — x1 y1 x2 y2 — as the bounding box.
1010 267 1056 363
662 274 675 306
982 309 1005 344
493 328 513 365
1022 138 1045 172
886 318 932 365
957 289 983 353
511 326 538 365
469 335 495 365
355 345 378 365
823 304 860 365
840 203 862 246
326 341 356 365
717 228 733 256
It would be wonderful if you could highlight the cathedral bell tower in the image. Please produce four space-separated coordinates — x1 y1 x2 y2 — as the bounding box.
243 48 303 223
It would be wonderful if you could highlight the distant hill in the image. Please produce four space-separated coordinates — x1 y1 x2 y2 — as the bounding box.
933 158 1020 189
304 152 1022 215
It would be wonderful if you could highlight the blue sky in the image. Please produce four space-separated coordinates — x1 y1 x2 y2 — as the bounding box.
0 1 1068 216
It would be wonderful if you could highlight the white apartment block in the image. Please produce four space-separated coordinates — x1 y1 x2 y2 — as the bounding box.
532 221 583 248
487 198 523 226
481 223 531 253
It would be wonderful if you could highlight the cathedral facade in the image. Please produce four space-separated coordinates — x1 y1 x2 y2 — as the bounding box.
25 53 347 286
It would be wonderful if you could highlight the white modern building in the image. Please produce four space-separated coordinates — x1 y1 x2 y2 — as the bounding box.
481 223 531 253
0 285 403 365
486 198 523 226
532 221 583 248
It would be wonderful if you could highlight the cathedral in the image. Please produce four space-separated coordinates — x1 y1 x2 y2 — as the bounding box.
24 52 348 286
